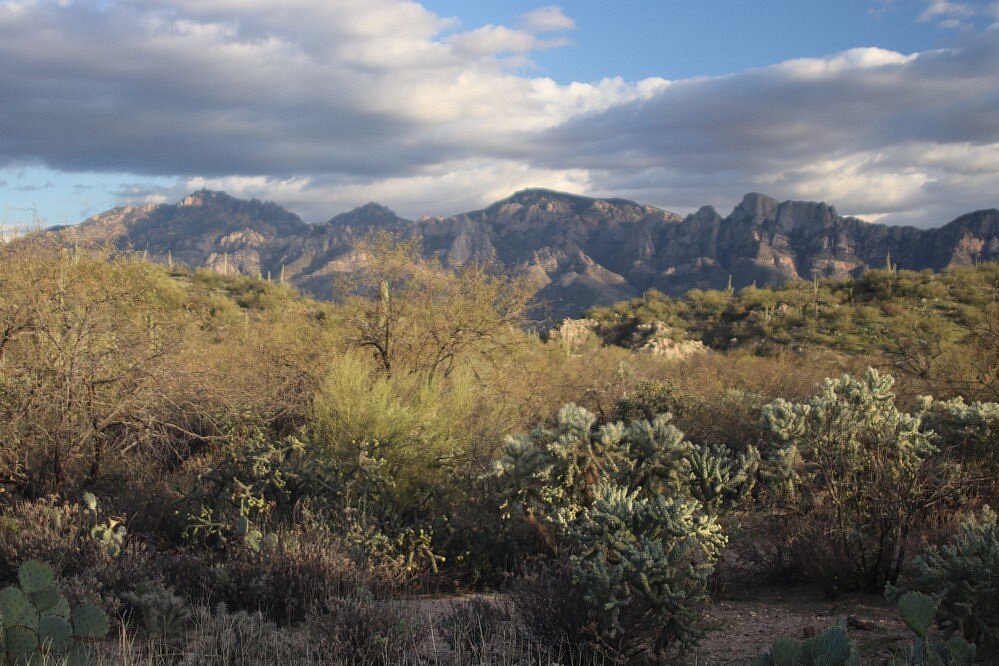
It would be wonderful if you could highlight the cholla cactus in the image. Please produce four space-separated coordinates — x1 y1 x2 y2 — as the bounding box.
494 404 756 529
494 404 748 659
917 395 999 468
761 368 942 591
0 560 109 665
553 482 726 659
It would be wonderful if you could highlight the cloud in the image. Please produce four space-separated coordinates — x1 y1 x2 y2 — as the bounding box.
520 6 575 33
920 0 977 21
0 0 996 226
447 25 567 56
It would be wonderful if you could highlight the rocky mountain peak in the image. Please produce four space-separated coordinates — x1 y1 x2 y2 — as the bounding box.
179 189 233 207
732 192 780 221
328 202 406 229
51 188 998 321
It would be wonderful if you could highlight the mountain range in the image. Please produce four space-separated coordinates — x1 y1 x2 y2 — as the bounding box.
53 189 998 319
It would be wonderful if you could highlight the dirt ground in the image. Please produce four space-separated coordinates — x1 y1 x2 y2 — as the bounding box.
689 584 911 665
413 584 913 665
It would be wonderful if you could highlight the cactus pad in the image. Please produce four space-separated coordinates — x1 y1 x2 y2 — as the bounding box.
235 515 249 536
29 585 62 613
769 637 802 665
1 587 37 630
899 591 938 637
70 603 109 639
812 625 852 663
39 614 74 652
18 561 55 595
40 595 71 621
5 625 39 659
82 492 98 512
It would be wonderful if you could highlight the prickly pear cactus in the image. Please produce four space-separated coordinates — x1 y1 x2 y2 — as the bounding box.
898 591 938 638
1 560 109 665
752 624 858 665
892 592 976 666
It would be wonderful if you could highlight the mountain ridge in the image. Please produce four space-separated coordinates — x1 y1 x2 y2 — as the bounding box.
54 188 999 320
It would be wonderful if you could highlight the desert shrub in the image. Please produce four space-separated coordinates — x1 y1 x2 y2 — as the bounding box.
890 508 999 658
182 430 343 548
0 494 138 587
307 596 425 665
509 563 599 661
121 582 192 644
761 369 957 594
189 604 317 665
494 404 734 661
312 353 518 509
438 597 511 663
182 429 441 584
612 379 678 422
209 521 376 625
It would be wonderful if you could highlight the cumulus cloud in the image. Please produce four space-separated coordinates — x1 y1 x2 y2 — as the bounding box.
0 0 996 226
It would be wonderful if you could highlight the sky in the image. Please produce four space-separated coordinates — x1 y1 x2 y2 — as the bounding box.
1 0 997 233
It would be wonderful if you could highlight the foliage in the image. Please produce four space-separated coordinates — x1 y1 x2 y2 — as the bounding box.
121 582 191 644
891 508 999 657
494 404 738 661
0 494 129 584
182 432 441 588
761 368 953 594
0 560 109 665
335 231 533 379
307 597 425 666
587 264 999 400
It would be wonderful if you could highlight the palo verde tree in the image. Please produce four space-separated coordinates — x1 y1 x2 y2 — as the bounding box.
335 231 534 380
0 239 190 495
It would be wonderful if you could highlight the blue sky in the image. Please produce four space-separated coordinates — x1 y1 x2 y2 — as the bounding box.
424 0 967 81
1 0 997 231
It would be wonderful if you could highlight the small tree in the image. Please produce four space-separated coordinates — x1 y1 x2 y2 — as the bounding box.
336 231 533 380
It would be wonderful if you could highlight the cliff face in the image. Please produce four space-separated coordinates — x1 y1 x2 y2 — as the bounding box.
57 188 999 319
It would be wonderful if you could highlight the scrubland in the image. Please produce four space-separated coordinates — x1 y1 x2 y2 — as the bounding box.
0 237 996 664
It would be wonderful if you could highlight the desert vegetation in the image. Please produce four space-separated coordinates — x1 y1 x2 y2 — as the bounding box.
0 237 995 664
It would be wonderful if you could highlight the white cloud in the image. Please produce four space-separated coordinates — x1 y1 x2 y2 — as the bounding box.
447 25 567 56
520 6 575 33
0 0 996 227
920 0 977 21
